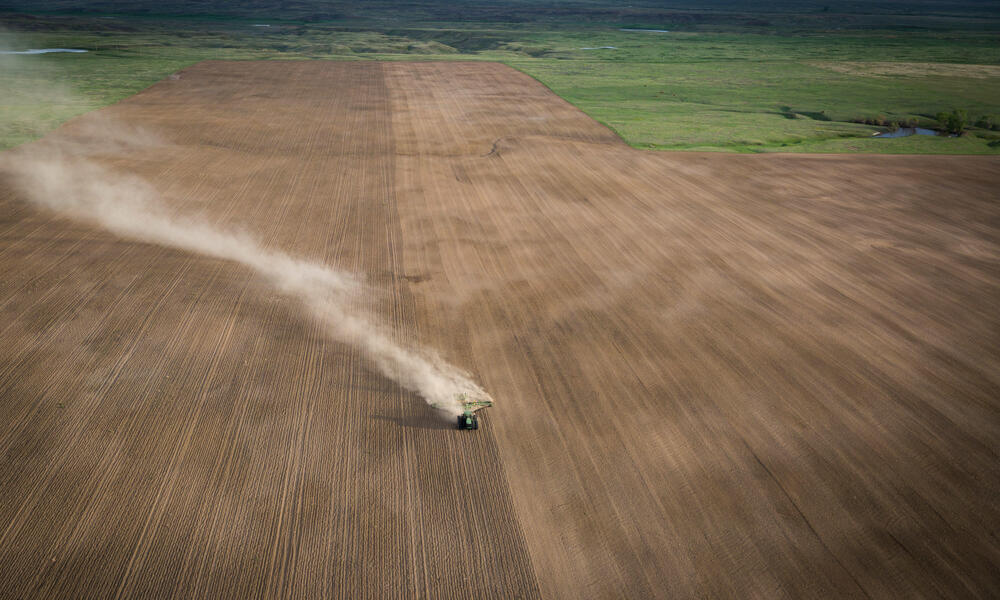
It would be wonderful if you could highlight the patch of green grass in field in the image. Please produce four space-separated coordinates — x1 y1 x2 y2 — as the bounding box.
1 50 189 148
777 132 998 154
511 45 1000 153
1 9 999 154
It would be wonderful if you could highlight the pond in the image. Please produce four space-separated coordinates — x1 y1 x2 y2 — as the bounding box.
0 48 88 55
620 28 670 33
874 127 953 138
580 46 617 50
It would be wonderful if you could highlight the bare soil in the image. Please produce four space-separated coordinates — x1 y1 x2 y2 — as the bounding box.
1 61 998 599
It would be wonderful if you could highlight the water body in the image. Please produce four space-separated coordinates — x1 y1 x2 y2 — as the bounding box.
0 48 88 55
620 28 670 33
581 46 617 50
874 127 950 138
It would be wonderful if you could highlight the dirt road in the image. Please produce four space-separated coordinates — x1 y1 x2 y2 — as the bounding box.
1 61 997 598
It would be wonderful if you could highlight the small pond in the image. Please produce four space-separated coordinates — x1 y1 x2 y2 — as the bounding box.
620 28 670 33
874 127 954 138
580 46 617 50
0 48 88 55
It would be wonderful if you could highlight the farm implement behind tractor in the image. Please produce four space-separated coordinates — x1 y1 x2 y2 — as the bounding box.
456 393 492 430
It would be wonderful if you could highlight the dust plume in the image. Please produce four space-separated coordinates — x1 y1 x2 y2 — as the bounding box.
1 136 490 418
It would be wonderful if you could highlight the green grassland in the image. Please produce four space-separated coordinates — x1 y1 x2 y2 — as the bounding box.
2 1 999 153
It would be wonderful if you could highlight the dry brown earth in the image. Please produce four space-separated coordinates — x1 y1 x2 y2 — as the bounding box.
1 61 998 599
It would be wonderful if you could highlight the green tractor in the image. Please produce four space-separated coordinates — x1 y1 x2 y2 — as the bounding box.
456 393 492 430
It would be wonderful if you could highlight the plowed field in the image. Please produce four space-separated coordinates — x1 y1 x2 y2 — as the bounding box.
1 61 998 599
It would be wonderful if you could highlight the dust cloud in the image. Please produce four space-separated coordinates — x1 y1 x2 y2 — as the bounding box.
0 132 490 418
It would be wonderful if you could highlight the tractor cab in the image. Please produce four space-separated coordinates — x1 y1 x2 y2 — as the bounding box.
455 393 492 430
457 413 478 430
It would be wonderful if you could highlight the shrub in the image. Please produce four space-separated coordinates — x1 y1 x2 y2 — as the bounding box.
936 109 968 134
975 115 999 131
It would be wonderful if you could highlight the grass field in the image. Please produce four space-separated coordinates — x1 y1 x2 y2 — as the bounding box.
2 1 1000 153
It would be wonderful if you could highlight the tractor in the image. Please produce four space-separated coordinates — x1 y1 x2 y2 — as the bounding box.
456 393 492 430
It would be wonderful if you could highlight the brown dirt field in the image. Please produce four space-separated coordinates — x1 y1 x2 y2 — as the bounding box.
1 61 998 599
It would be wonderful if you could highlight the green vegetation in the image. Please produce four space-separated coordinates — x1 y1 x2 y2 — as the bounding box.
936 109 968 134
2 1 999 153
